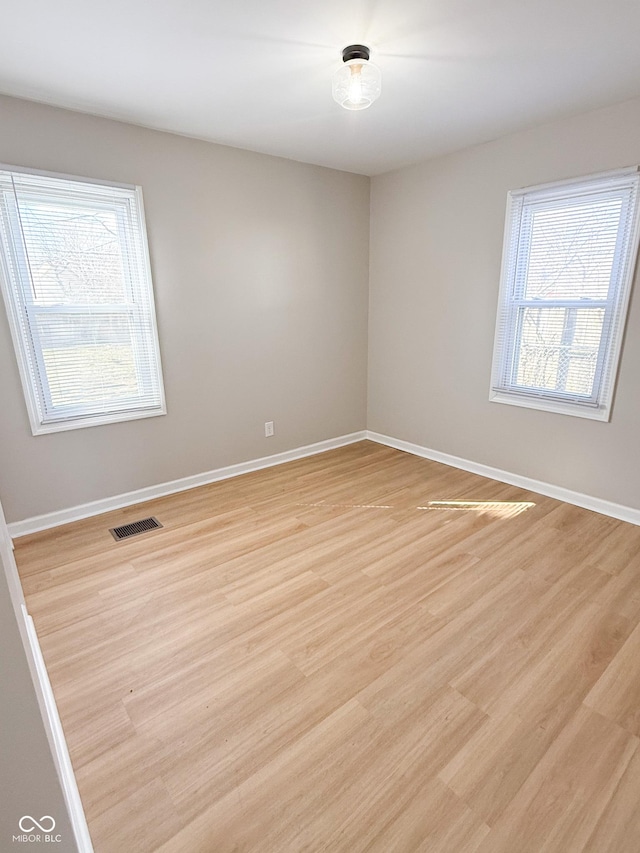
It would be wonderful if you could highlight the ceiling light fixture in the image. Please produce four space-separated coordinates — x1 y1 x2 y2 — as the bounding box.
332 45 381 111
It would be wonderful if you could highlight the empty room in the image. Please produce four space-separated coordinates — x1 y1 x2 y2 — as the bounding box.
2 2 640 851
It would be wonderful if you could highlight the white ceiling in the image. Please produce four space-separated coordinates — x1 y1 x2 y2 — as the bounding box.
1 0 640 175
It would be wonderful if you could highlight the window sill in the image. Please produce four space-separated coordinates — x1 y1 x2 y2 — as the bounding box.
30 405 167 436
489 390 610 422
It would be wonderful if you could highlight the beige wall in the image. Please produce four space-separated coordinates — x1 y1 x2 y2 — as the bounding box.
368 97 640 511
0 94 370 523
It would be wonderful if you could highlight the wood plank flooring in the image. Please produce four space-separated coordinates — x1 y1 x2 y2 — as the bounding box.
14 440 640 852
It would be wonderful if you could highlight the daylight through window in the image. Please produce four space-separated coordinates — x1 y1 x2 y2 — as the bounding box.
490 168 640 420
0 168 165 434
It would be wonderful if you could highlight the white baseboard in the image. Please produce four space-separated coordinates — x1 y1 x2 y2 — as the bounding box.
8 431 367 538
366 431 640 526
23 605 94 852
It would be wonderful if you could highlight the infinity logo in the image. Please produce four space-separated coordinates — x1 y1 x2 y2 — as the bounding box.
19 815 56 833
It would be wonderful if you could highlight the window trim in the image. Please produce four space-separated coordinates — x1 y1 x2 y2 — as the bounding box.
0 164 166 435
489 167 640 422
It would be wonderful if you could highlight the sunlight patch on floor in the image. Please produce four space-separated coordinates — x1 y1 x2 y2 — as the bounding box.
293 500 535 519
417 500 536 519
294 503 394 509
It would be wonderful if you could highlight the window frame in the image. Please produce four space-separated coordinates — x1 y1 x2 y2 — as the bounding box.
0 164 166 435
489 167 640 422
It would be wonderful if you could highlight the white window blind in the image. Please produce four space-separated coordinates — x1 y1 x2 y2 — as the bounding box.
490 168 640 421
0 167 165 434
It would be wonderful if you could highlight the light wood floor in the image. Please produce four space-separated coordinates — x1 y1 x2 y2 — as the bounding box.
14 441 640 852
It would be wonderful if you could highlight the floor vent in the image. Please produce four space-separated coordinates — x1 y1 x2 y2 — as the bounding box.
110 517 163 541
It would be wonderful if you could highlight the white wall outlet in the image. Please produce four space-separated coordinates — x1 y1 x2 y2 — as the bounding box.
264 421 274 437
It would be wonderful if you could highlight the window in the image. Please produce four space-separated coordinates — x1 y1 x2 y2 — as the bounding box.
0 167 165 434
490 168 640 421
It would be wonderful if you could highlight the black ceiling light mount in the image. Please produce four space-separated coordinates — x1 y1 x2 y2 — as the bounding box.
342 45 370 63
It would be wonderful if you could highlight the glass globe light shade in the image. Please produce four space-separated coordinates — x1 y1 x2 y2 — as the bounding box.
332 58 381 111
